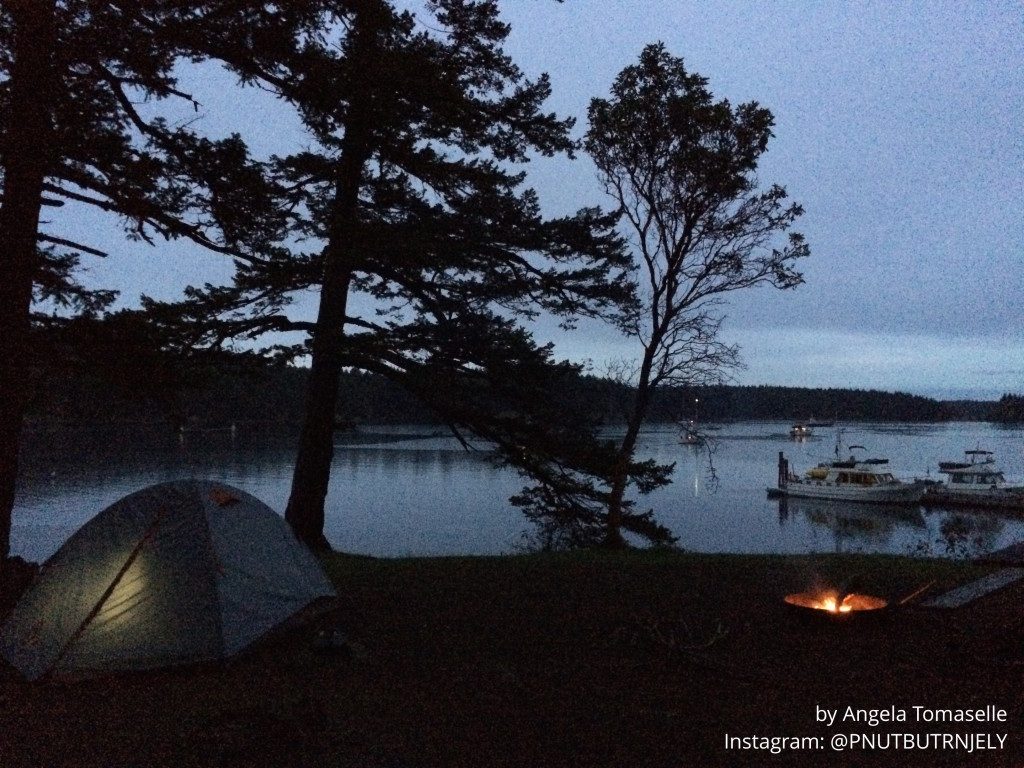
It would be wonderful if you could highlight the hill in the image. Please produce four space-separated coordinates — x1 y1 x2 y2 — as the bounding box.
24 359 1001 428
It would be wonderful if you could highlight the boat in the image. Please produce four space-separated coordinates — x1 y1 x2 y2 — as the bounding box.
678 420 703 445
790 423 813 438
923 450 1024 510
768 432 926 504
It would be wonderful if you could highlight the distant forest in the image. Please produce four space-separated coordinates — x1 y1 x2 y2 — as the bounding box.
24 359 1019 429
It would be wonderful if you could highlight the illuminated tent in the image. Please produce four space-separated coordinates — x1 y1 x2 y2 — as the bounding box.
0 480 335 680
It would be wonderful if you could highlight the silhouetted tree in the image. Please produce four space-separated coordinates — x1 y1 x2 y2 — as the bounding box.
585 44 809 545
147 1 645 549
0 0 58 561
0 0 283 560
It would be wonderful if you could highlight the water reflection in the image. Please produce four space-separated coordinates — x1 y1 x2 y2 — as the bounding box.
13 426 521 562
12 421 1024 562
778 497 926 551
928 509 1007 558
776 495 1015 559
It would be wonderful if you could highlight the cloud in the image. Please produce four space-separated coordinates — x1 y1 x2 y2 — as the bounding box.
727 328 1024 398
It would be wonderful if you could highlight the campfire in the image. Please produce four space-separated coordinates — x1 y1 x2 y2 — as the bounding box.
784 589 888 615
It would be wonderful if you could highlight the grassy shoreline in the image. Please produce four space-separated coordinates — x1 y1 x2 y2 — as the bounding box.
2 550 1021 767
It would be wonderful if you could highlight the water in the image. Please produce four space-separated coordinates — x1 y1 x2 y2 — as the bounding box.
11 421 1024 562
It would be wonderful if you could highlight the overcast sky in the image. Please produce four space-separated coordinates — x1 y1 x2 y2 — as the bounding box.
52 1 1023 400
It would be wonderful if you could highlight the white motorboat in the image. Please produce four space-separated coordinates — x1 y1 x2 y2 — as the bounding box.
923 450 1024 510
790 423 813 439
769 433 926 504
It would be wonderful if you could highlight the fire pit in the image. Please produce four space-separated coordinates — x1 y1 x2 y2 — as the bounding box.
784 590 889 620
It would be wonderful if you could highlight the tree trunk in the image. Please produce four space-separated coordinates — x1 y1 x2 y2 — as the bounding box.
604 342 659 547
284 11 377 549
283 150 366 549
283 263 352 550
0 0 56 561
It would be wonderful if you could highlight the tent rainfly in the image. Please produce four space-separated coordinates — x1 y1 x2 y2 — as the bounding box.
0 480 335 680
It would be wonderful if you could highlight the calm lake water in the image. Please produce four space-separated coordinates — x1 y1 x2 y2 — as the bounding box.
11 421 1024 562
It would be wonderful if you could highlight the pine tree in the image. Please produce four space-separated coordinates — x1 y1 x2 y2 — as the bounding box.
150 0 645 549
0 0 283 560
0 0 58 560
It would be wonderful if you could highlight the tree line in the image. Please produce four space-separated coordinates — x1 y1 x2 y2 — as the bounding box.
991 394 1024 423
23 360 1001 428
2 1 807 558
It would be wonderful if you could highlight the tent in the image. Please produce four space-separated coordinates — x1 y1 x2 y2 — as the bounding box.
0 480 335 680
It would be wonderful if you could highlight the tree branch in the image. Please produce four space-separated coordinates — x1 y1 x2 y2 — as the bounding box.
37 233 109 258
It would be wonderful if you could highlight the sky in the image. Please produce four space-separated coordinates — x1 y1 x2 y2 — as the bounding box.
50 1 1023 400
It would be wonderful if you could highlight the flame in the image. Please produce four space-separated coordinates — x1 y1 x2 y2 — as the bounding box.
784 590 888 614
816 593 853 613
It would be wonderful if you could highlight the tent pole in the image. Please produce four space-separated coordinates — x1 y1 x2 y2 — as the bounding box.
46 508 168 678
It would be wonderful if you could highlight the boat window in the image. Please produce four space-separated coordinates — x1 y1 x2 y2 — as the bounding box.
952 474 968 484
837 472 849 483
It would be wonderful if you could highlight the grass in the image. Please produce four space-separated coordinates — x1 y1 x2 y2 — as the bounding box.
1 550 1021 767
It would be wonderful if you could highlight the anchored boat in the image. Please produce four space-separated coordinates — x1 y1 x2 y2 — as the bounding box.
923 450 1024 510
678 420 703 445
769 430 927 504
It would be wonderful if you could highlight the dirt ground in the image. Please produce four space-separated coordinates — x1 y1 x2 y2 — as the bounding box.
1 551 1021 767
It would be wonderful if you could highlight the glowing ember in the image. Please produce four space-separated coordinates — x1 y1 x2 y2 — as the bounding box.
784 590 888 615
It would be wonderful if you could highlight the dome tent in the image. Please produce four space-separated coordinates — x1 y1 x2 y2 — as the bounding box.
0 480 335 681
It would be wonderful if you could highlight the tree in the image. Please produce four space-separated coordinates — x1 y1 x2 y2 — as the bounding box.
0 0 57 561
992 394 1024 423
585 43 809 546
144 0 638 549
0 0 284 561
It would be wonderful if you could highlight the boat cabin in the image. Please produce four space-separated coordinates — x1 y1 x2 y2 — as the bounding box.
943 467 1005 488
937 450 1005 488
804 462 897 487
832 469 896 486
